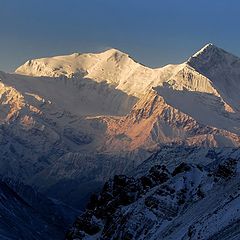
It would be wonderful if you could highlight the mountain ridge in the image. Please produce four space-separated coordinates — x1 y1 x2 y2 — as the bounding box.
1 43 240 209
14 43 240 111
1 43 240 239
66 147 240 240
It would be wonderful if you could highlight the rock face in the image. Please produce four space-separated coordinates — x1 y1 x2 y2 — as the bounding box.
66 153 240 240
104 89 240 152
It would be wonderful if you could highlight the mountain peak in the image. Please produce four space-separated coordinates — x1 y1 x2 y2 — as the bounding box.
99 48 128 58
193 43 216 56
188 43 220 62
103 48 122 53
186 43 240 70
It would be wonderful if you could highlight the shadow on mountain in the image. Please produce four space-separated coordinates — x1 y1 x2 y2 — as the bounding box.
187 48 240 112
0 71 138 116
154 84 240 135
0 177 77 240
31 152 142 210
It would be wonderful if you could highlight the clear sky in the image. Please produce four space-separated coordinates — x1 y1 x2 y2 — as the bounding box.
0 0 240 72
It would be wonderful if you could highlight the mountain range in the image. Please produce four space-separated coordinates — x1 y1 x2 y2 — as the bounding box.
0 43 240 239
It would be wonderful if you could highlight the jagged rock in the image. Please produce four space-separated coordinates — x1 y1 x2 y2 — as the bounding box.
172 162 192 176
214 158 237 180
67 156 240 240
74 212 101 235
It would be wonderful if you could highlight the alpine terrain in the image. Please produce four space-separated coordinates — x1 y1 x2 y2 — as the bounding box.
0 43 240 239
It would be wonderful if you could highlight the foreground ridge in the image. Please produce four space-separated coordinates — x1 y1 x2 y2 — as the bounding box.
66 150 240 240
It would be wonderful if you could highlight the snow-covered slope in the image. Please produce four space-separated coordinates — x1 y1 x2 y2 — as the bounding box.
15 49 179 98
0 71 136 117
103 89 240 152
188 43 240 111
66 147 240 240
0 73 144 208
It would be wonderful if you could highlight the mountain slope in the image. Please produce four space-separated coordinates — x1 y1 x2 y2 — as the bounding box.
15 49 180 98
188 43 240 111
103 89 240 152
1 43 240 239
0 71 136 117
66 147 240 240
0 178 78 240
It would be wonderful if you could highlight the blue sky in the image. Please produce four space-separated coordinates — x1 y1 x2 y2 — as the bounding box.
0 0 240 72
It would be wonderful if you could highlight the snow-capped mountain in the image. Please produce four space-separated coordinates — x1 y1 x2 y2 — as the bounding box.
15 44 240 150
1 43 240 210
15 43 240 112
15 48 178 98
187 43 240 112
